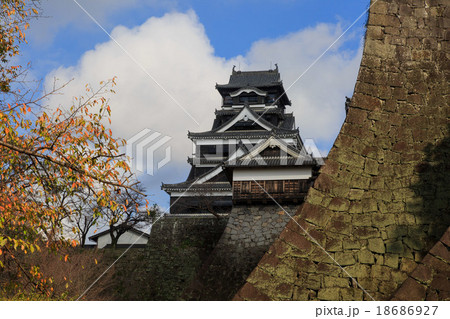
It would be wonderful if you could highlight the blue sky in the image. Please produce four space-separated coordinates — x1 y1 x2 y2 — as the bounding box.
20 0 369 212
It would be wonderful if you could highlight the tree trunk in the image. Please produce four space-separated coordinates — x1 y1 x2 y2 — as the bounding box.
109 229 118 249
80 233 86 248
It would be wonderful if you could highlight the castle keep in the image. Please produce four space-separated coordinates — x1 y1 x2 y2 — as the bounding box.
162 66 320 214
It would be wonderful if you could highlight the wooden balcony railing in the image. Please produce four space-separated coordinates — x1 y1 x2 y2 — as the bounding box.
232 179 313 204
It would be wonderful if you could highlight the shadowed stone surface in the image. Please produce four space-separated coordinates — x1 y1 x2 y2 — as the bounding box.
144 215 228 300
236 0 450 301
392 226 450 301
184 205 296 300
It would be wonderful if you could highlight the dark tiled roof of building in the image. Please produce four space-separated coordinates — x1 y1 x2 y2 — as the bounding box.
211 109 294 131
216 69 281 89
190 105 297 139
224 156 317 168
161 181 231 192
188 130 299 140
162 166 231 193
215 108 286 116
187 157 224 165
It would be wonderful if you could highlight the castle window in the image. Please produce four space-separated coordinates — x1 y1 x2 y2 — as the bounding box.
241 181 251 194
267 94 276 104
239 95 258 104
266 180 284 193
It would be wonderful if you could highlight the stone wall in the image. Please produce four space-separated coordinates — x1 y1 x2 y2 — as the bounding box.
392 226 450 301
144 214 228 300
185 205 298 300
236 0 450 301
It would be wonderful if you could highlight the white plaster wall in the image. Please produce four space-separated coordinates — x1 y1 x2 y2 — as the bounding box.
96 230 148 248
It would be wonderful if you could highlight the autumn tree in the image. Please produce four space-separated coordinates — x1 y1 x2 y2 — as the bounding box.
97 183 159 249
0 0 147 298
62 188 100 248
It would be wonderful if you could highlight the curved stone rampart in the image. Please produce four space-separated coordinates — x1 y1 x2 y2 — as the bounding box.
235 0 449 301
184 205 296 300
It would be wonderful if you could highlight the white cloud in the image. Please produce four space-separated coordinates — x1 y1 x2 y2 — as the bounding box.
28 0 174 45
43 11 362 202
242 23 362 145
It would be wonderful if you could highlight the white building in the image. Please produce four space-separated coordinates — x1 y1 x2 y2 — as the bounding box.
89 227 150 249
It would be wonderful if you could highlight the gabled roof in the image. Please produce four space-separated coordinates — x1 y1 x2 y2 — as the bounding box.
230 86 268 97
162 163 232 193
224 136 316 168
215 105 275 132
162 145 250 193
215 66 291 106
216 68 281 89
89 226 150 242
189 105 297 139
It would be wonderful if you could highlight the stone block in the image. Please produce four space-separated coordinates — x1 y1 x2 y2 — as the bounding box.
429 241 450 261
343 239 361 250
301 203 329 227
353 93 383 111
430 273 449 291
328 197 351 212
392 278 426 301
404 236 425 250
400 257 417 273
385 225 408 239
421 254 449 273
344 264 371 278
362 198 378 213
283 231 312 254
379 280 398 296
368 238 386 254
354 227 380 239
274 282 294 300
335 252 356 266
293 287 310 300
351 175 371 189
346 108 368 124
234 282 271 301
364 158 379 175
326 238 343 252
348 188 365 200
323 276 350 288
370 265 392 280
371 1 388 14
386 241 404 254
391 269 408 284
384 254 399 269
372 213 396 227
410 264 432 283
341 287 364 301
359 249 375 264
304 274 322 290
317 288 340 301
349 202 363 214
353 214 373 227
